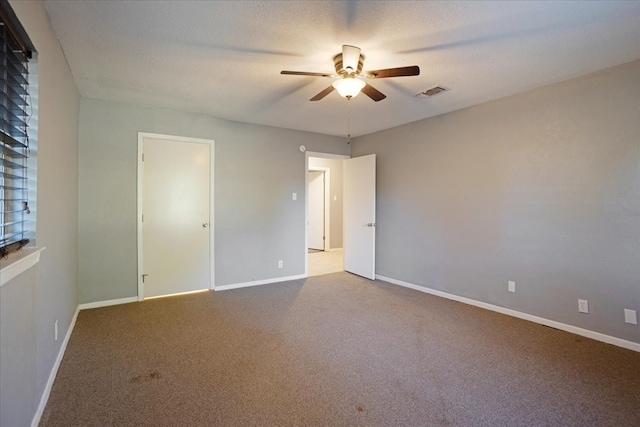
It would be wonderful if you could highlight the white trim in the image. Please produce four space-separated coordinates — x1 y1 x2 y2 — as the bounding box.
137 132 215 300
137 134 144 301
0 247 45 287
215 274 306 292
31 306 80 427
376 274 640 353
305 152 350 277
329 247 343 252
306 151 350 160
79 296 138 310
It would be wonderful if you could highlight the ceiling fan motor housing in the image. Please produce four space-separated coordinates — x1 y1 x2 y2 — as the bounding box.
334 53 364 76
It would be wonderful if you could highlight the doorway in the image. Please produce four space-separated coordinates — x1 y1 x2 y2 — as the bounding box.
306 152 349 277
137 133 215 300
305 151 377 280
308 169 330 251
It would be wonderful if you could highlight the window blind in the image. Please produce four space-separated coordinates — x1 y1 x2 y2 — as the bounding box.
0 1 34 257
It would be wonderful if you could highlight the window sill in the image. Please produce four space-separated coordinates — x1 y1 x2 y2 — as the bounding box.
0 247 45 287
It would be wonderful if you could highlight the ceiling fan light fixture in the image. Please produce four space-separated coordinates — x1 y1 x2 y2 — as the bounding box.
282 44 419 102
332 76 366 99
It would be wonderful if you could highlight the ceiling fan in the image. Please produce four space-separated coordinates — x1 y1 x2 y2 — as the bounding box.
281 45 420 102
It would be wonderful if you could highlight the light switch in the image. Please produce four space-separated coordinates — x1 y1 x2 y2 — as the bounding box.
334 196 337 201
292 192 297 201
624 309 638 325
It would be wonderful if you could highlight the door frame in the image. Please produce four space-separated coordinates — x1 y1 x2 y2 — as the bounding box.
304 151 350 277
137 132 215 300
308 167 330 251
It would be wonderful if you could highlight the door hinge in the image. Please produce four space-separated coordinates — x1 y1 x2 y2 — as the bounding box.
142 274 148 283
142 153 145 161
142 214 144 222
323 236 325 240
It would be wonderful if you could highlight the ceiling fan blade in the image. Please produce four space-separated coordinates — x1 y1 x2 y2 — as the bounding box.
366 65 420 79
361 83 386 102
310 85 335 101
281 71 333 78
342 45 361 72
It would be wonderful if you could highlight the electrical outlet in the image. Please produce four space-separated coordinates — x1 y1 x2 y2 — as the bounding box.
624 309 637 325
278 260 283 269
578 299 589 314
508 280 515 293
54 320 59 341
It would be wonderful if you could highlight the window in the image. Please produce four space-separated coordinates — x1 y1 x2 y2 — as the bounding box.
0 1 35 257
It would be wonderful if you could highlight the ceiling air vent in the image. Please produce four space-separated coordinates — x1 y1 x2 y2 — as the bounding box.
417 86 448 98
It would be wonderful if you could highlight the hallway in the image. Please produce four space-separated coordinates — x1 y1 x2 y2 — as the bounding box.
308 249 343 277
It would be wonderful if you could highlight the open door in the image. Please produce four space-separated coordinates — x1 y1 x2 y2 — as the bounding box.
343 154 376 279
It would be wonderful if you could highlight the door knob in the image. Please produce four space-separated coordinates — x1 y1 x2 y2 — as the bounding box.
367 223 376 227
202 223 209 228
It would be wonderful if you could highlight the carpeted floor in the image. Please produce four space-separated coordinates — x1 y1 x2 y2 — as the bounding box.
41 273 640 426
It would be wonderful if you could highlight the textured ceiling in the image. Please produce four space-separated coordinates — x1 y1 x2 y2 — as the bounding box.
43 1 640 138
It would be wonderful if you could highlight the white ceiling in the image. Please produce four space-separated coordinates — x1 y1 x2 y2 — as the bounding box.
43 1 640 138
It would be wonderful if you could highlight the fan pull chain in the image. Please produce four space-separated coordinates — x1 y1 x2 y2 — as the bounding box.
347 100 352 144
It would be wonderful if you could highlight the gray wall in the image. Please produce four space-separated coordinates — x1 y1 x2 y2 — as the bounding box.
1 1 80 426
309 157 344 249
352 60 640 344
78 98 349 303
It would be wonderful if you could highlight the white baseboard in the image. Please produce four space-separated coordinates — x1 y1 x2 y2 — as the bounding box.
215 274 306 291
79 296 138 310
376 274 640 353
329 248 343 252
31 305 80 427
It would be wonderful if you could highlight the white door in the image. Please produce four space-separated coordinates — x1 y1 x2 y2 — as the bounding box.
141 136 211 298
308 171 325 250
343 154 376 279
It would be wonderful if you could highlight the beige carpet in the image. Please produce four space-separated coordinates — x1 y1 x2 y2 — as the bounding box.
41 273 640 426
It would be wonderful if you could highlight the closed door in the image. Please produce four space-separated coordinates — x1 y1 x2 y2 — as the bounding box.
141 136 211 298
343 154 376 280
308 171 325 250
